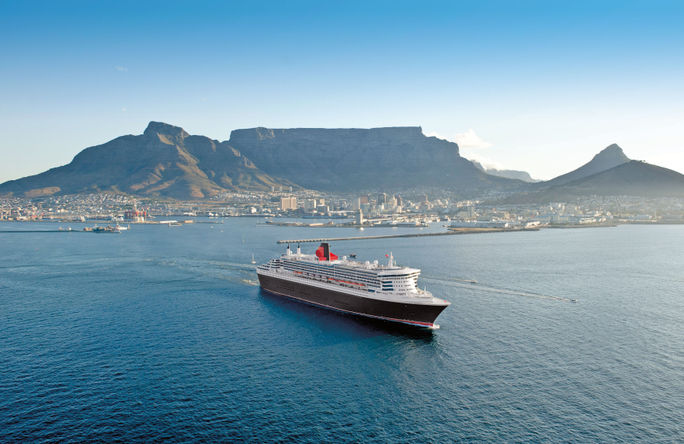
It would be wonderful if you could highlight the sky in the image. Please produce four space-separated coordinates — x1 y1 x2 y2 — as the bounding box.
1 0 683 183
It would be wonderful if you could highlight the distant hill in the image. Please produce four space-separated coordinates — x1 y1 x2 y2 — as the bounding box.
228 127 523 193
0 122 293 199
505 157 684 203
542 143 630 187
553 160 684 197
471 161 539 182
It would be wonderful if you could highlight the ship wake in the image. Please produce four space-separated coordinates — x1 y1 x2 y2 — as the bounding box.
421 276 577 303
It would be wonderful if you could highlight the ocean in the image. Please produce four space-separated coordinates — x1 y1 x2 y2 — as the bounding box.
1 220 682 442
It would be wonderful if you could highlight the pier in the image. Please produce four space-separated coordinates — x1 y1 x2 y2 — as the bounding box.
276 227 539 244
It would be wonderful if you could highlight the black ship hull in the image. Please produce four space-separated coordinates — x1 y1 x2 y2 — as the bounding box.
258 273 447 328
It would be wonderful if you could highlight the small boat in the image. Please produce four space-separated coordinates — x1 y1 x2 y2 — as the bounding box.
349 253 357 258
84 225 121 233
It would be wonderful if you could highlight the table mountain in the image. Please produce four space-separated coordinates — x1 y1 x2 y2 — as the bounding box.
228 127 522 193
0 122 293 199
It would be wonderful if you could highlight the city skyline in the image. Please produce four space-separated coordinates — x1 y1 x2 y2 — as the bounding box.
2 0 683 183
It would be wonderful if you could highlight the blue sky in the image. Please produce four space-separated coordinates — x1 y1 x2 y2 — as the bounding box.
1 0 683 182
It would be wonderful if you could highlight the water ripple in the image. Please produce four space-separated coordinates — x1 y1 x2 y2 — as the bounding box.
0 222 682 441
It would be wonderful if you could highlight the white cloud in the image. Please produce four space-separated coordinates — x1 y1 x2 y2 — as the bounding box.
424 128 493 149
115 65 128 72
121 107 127 112
423 130 446 139
451 129 492 149
425 128 514 171
462 151 505 171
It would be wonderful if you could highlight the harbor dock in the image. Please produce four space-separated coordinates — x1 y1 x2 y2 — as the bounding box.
276 227 539 244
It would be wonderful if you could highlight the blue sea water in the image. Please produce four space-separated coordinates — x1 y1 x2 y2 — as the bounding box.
0 220 682 442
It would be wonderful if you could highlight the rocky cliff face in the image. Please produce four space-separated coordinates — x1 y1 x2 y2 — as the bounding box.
0 122 529 199
0 122 293 199
229 127 519 192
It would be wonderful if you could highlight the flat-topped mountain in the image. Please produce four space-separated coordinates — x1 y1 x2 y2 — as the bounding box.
228 127 521 192
0 122 292 199
0 123 523 198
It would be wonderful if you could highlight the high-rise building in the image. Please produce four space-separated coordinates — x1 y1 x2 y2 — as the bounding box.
280 197 297 211
353 198 361 210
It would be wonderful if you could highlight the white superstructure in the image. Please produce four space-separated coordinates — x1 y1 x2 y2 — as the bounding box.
256 242 450 328
256 244 443 304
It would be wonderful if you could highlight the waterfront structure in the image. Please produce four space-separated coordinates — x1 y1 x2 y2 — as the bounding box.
256 243 450 328
124 207 147 222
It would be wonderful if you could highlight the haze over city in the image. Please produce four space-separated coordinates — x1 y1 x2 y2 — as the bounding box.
2 0 683 184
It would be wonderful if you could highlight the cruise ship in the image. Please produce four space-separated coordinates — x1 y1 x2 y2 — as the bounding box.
256 243 450 328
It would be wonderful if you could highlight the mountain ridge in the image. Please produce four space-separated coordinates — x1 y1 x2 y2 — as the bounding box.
503 152 684 203
228 126 522 192
0 122 294 199
541 143 630 187
556 160 684 197
2 123 682 201
471 161 539 182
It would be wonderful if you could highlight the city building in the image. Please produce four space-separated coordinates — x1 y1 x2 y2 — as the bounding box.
280 196 297 211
